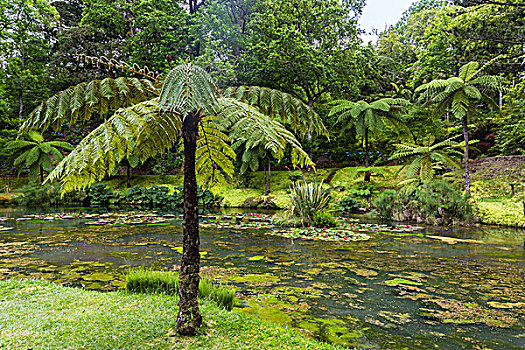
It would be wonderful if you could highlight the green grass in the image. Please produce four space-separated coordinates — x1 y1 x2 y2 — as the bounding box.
125 269 236 310
0 279 344 350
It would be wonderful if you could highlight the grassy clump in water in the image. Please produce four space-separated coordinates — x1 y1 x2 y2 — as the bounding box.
125 269 236 310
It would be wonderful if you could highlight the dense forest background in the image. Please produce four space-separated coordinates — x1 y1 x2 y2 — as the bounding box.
1 0 523 176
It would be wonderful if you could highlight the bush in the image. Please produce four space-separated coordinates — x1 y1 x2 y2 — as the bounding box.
151 151 182 175
288 180 331 225
288 171 302 183
373 190 396 220
340 196 359 213
312 210 336 227
373 181 475 225
125 269 235 310
86 184 115 207
121 185 183 208
350 182 378 199
18 182 86 206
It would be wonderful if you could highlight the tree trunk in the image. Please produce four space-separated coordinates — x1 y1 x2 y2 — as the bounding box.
263 163 267 195
18 89 24 121
176 111 202 335
364 128 371 182
463 115 470 196
126 164 131 188
267 158 271 195
18 46 25 120
40 165 44 184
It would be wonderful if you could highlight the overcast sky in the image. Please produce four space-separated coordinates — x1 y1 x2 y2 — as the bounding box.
359 0 416 43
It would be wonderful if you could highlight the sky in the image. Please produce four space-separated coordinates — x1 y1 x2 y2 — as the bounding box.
359 0 416 43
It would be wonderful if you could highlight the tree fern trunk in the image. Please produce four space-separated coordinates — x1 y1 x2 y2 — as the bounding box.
263 163 267 195
267 158 271 194
176 111 202 335
126 164 131 188
364 128 371 182
463 115 470 196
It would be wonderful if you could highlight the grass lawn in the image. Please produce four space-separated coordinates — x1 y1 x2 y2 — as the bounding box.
0 279 343 350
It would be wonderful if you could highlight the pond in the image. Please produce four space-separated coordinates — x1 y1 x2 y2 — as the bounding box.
1 207 524 349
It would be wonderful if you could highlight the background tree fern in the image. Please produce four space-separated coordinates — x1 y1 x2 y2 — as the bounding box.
391 135 464 193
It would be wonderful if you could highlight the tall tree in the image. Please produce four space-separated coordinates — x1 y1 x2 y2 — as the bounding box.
20 60 322 335
0 0 58 123
329 98 409 181
415 61 506 195
242 0 362 107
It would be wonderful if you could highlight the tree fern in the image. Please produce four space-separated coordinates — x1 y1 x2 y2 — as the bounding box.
7 131 73 183
23 62 319 335
391 135 463 192
329 97 409 181
415 61 507 194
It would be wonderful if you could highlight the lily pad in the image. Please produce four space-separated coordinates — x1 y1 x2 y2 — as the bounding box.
248 255 265 261
385 278 423 287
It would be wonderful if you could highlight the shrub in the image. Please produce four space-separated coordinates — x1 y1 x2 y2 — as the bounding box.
373 180 475 225
18 182 86 206
125 269 235 310
340 196 359 213
312 210 336 227
288 180 331 225
288 171 302 183
350 182 378 199
373 190 396 220
86 184 115 207
151 151 182 175
118 185 222 208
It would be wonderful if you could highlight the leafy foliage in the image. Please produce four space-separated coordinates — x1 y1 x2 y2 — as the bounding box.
374 180 475 225
288 180 331 225
391 135 463 192
312 211 336 228
85 184 223 208
6 131 73 182
340 196 359 213
17 182 86 206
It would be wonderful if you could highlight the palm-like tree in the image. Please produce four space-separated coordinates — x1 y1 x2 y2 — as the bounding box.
329 98 409 181
415 61 506 195
390 135 463 193
20 60 325 335
7 131 73 183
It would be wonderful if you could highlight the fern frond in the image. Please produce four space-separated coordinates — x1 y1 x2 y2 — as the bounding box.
159 64 219 118
195 116 235 187
20 78 158 133
47 99 180 191
224 86 327 137
77 54 161 82
218 98 313 170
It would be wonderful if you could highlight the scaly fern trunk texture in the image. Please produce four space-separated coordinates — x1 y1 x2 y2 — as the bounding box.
177 111 202 335
463 115 470 196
